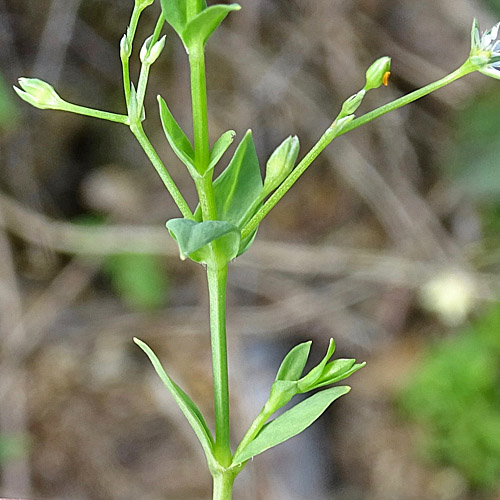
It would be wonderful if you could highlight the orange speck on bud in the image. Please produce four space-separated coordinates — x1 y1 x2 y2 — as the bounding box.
383 71 391 86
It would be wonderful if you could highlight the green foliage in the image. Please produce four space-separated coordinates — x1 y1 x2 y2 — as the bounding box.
134 338 219 472
105 253 169 311
0 433 30 462
398 306 500 490
166 218 241 264
158 95 197 176
209 130 236 172
0 73 18 129
233 386 350 464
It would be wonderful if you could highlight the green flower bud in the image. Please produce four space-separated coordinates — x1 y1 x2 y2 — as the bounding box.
120 33 132 60
135 0 154 10
14 78 64 110
263 135 300 196
364 56 391 91
340 89 366 117
140 35 167 65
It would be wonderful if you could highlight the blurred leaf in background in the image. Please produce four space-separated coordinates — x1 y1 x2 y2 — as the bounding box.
0 72 19 130
398 306 500 491
104 252 169 311
0 433 31 463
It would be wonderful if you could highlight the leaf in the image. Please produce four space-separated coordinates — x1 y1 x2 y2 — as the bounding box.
158 96 197 177
160 0 188 38
298 338 336 392
313 361 366 390
208 130 236 172
104 253 169 311
275 341 312 382
233 386 351 464
183 4 241 49
134 338 217 470
212 130 263 227
166 218 241 264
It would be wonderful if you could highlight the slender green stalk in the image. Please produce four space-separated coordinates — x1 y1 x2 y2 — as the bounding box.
131 124 194 219
213 471 236 500
233 406 270 461
339 61 476 136
241 61 476 240
207 264 232 467
122 6 142 106
189 44 218 221
62 103 129 124
136 14 166 110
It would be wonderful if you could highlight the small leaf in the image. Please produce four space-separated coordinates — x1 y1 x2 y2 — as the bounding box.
298 338 336 392
183 4 241 49
313 362 366 389
233 386 350 464
275 341 312 382
160 0 188 38
158 96 197 176
208 130 236 172
134 338 217 470
166 218 241 264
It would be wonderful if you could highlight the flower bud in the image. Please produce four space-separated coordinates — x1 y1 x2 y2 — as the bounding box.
135 0 154 10
364 56 391 91
140 35 167 65
14 78 64 110
340 89 366 117
263 135 300 195
120 33 132 59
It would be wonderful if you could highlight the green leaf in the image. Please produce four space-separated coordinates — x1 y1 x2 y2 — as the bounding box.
166 218 241 264
313 361 366 389
104 253 169 311
275 341 312 382
134 338 217 470
212 130 263 227
298 338 336 392
160 0 188 38
183 4 241 49
233 386 350 464
158 96 197 177
208 130 236 172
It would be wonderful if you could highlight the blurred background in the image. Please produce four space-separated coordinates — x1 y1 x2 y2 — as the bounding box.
1 0 500 499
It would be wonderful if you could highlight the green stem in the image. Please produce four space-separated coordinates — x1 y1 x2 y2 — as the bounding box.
339 61 475 136
122 6 142 106
207 264 231 467
233 406 271 461
61 103 129 125
131 124 194 219
240 61 475 240
213 471 235 500
189 44 218 220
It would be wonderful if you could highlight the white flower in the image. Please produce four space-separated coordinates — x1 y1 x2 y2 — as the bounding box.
470 19 500 80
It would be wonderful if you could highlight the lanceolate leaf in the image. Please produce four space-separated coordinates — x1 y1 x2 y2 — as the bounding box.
275 341 312 382
183 4 241 49
160 0 188 38
158 96 197 176
166 218 241 264
134 338 218 470
298 338 336 392
212 130 263 227
233 386 351 464
208 130 236 172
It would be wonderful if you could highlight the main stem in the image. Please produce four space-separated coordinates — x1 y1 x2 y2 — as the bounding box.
207 264 232 468
213 471 236 500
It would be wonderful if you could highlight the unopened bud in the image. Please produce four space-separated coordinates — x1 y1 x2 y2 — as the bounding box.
364 56 391 91
120 33 132 59
263 135 300 195
140 35 167 65
14 78 64 110
135 0 154 10
340 90 366 117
